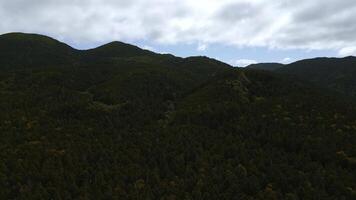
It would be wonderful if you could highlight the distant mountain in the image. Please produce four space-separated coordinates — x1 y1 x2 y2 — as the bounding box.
277 56 356 97
247 62 284 71
248 57 356 98
0 33 356 199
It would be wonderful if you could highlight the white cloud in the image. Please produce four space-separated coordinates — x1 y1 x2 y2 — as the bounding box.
281 57 292 64
142 45 156 51
197 43 208 51
338 46 356 57
0 0 355 53
233 59 258 67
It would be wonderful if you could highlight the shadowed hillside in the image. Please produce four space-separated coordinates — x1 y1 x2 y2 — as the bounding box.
0 33 355 200
248 57 356 98
0 33 78 69
247 63 284 71
277 56 356 97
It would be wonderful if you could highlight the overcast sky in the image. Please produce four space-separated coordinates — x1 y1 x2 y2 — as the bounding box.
1 0 356 66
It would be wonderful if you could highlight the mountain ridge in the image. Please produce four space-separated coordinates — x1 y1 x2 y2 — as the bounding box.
246 62 285 71
247 56 356 98
0 32 356 199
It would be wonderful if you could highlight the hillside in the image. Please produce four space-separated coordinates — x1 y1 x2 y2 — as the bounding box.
277 56 356 97
247 63 284 71
248 57 356 98
0 32 78 69
0 33 355 199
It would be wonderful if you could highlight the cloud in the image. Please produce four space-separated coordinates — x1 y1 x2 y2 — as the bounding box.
338 46 356 57
197 43 208 51
233 59 258 67
281 57 292 64
142 45 156 51
0 0 355 53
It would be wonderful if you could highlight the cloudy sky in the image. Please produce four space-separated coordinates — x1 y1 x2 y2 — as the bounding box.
1 0 356 66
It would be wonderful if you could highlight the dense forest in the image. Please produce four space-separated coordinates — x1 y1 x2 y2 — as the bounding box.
1 33 356 199
248 57 356 98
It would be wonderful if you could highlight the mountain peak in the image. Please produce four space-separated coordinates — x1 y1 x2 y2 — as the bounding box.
0 32 76 69
0 32 71 47
86 40 154 58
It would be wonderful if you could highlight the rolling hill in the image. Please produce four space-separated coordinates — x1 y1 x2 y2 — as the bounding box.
0 32 78 69
248 57 356 98
0 33 355 199
277 56 356 97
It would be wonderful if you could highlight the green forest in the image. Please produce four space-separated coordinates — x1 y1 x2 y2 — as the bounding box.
0 33 356 199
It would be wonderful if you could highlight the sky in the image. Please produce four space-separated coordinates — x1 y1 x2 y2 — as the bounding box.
1 0 356 66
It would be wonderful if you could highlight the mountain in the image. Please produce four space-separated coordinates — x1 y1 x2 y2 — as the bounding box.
0 33 355 199
0 32 78 69
248 57 356 98
88 41 154 57
247 62 284 71
82 41 156 63
277 56 356 97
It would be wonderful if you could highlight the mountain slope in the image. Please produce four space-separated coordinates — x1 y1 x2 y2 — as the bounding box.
168 68 356 199
248 57 356 98
0 33 355 199
247 63 284 71
81 41 157 64
277 56 356 97
0 32 78 69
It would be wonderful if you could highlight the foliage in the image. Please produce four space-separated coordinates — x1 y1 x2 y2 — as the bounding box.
0 33 355 199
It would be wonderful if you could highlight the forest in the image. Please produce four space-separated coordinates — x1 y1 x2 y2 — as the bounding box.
0 33 356 199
